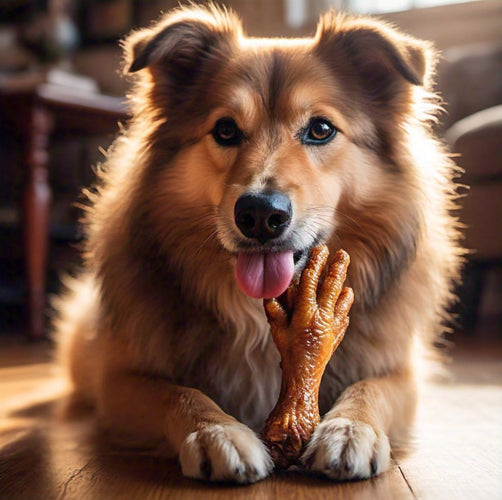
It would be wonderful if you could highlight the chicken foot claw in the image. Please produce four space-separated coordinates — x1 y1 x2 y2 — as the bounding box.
261 245 353 468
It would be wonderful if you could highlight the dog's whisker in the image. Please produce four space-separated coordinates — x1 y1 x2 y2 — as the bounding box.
194 228 219 257
334 210 363 231
304 205 361 233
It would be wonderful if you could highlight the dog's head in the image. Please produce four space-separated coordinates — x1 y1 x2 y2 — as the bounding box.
124 6 435 301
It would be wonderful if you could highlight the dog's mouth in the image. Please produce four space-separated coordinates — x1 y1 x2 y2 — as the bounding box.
233 245 315 299
223 190 327 299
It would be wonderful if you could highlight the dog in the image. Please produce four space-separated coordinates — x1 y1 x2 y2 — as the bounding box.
54 5 462 483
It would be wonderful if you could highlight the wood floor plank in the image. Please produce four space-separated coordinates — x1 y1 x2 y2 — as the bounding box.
398 380 502 499
1 337 501 499
0 414 413 499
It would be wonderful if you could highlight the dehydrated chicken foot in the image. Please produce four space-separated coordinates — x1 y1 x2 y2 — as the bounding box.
261 245 353 468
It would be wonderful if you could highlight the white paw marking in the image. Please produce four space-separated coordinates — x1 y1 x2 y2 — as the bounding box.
302 417 391 480
179 422 273 483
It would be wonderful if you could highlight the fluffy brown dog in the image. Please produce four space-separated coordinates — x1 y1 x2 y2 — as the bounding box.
55 5 462 483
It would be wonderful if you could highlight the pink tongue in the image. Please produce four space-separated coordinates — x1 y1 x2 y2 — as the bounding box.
235 251 294 299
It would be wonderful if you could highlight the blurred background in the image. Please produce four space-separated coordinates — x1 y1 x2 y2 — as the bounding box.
0 0 501 343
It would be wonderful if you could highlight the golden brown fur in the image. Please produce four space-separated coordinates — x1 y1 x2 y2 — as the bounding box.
55 5 463 483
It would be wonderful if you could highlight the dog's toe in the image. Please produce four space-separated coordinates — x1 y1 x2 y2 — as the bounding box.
179 422 273 483
301 417 390 481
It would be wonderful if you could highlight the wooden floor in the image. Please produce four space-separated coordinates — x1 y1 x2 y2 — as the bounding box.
1 334 501 499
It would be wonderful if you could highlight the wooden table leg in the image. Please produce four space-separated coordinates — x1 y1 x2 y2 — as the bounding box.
23 104 52 340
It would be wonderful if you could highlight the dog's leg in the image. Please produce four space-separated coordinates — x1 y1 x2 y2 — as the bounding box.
97 362 273 483
302 370 416 480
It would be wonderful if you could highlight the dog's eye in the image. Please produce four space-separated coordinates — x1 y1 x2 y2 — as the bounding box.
302 118 337 145
212 118 243 147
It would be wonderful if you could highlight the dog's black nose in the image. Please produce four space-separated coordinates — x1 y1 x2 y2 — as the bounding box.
234 191 292 243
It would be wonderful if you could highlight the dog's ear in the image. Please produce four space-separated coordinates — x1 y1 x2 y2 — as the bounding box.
315 13 435 93
124 6 240 74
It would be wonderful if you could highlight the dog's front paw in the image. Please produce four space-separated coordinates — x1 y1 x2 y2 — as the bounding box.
179 422 273 484
302 417 390 480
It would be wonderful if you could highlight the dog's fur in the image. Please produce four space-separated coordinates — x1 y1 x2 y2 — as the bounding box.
54 5 463 483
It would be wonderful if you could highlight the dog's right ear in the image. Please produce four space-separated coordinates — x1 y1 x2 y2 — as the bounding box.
124 7 240 75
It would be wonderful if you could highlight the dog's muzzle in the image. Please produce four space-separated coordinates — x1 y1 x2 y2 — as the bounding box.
232 190 295 299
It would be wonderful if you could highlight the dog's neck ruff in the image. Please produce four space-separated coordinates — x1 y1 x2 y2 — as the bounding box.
189 262 281 428
180 256 273 357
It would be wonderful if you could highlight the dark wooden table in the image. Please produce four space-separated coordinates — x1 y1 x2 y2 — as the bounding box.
0 75 129 339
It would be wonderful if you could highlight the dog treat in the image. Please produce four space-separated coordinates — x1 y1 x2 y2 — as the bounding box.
261 245 353 468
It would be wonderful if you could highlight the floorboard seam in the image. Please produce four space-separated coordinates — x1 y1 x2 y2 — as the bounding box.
397 463 416 498
58 458 96 500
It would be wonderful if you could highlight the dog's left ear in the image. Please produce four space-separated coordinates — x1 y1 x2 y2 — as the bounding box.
315 13 434 92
